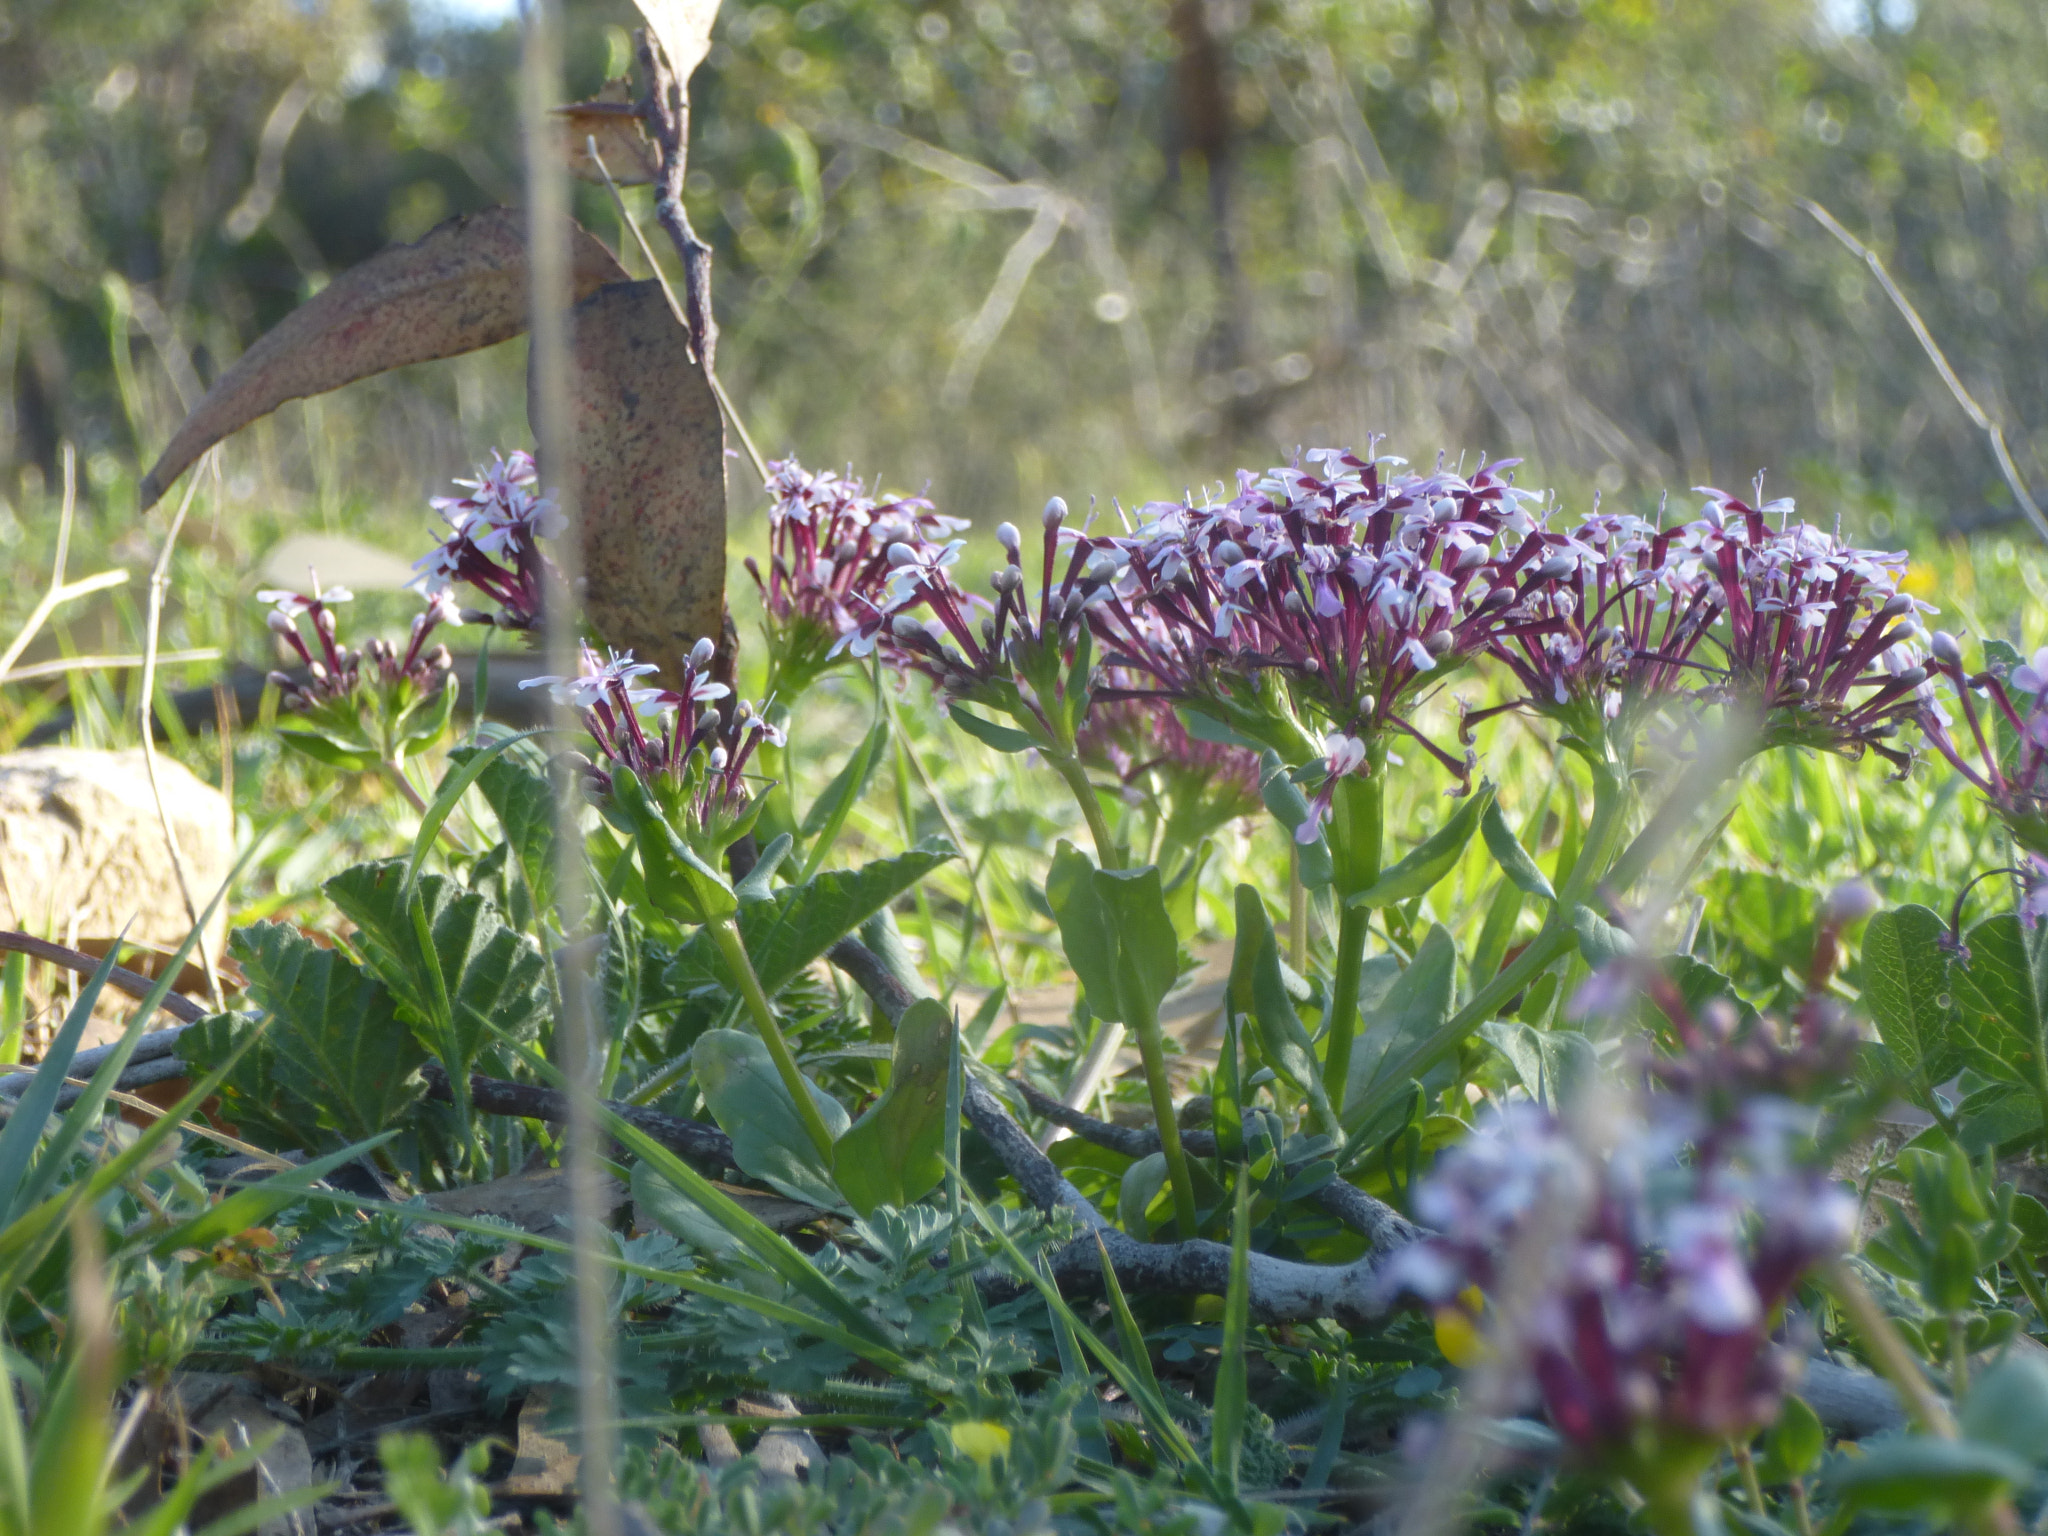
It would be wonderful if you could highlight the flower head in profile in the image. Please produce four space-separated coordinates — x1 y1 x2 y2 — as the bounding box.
522 638 779 845
260 580 459 769
1688 487 1932 771
1471 505 1723 753
411 450 560 632
1916 634 2048 858
747 459 967 694
1086 449 1556 786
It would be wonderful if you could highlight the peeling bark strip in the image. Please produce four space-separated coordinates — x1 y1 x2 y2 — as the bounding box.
139 208 627 509
553 278 726 688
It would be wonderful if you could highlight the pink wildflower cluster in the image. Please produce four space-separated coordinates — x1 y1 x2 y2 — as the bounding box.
1384 1053 1854 1453
522 640 781 833
747 459 967 681
262 583 458 711
410 451 562 631
1917 636 2048 858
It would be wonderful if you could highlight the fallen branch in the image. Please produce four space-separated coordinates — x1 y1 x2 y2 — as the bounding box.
1008 1075 1418 1252
420 1064 735 1172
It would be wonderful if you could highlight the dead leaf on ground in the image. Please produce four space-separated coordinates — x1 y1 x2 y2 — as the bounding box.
551 278 726 686
139 208 627 510
423 1164 624 1236
503 1387 580 1496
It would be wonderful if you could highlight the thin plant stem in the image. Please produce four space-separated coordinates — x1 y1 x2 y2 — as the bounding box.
1288 842 1307 973
1128 988 1198 1239
1323 903 1372 1109
1050 750 1122 870
1322 765 1385 1108
706 915 837 1159
1822 1261 1955 1437
1732 1441 1766 1514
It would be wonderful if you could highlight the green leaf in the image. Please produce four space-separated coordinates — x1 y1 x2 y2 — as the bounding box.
1860 905 1964 1097
1211 1174 1253 1490
1045 842 1179 1027
611 766 739 925
661 839 958 1006
1342 925 1460 1143
832 999 954 1215
1117 1152 1169 1235
152 1138 394 1258
692 1028 851 1207
449 734 560 919
1257 750 1333 888
1949 915 2048 1093
799 715 888 873
220 923 428 1146
1961 1351 2048 1467
1480 797 1554 902
1762 1395 1824 1482
1478 1021 1595 1110
1346 784 1495 910
734 832 793 904
1227 885 1339 1137
323 860 551 1078
274 729 377 773
0 945 121 1227
602 1111 908 1369
1827 1437 2028 1513
1571 905 1637 968
947 705 1038 754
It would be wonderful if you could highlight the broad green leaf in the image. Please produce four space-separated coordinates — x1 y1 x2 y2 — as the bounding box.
1227 885 1339 1137
1342 925 1460 1143
1116 1152 1169 1235
1046 842 1180 1027
832 999 954 1215
275 729 377 773
216 923 428 1146
1859 905 1963 1099
1826 1437 2028 1513
661 838 958 1008
734 832 794 905
1960 1352 2048 1467
1760 1395 1824 1482
1479 1021 1596 1109
1345 784 1495 910
449 734 560 918
947 705 1037 754
692 1028 851 1208
1480 797 1554 902
1949 915 2048 1093
323 860 551 1077
1571 905 1637 968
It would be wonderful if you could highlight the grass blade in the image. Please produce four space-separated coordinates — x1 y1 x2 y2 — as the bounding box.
0 943 122 1228
1211 1174 1252 1490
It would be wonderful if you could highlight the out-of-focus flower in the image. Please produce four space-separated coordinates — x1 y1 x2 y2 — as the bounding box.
1688 488 1931 771
1085 449 1554 786
1385 959 1856 1477
411 450 559 631
1075 686 1263 847
522 638 778 849
1918 633 2048 858
746 459 968 695
261 581 458 770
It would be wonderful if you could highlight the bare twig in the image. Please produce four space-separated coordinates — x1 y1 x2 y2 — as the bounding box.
419 1063 735 1171
0 931 207 1027
0 446 132 679
1799 198 2048 546
637 30 717 373
581 132 769 485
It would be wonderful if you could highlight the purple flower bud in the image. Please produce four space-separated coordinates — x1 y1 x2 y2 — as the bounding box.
267 610 295 635
1879 593 1914 620
891 613 926 640
1824 880 1881 925
886 542 919 567
690 636 717 669
1931 631 1964 666
1536 553 1577 580
997 521 1021 553
1214 539 1245 566
1425 629 1453 657
1042 496 1068 529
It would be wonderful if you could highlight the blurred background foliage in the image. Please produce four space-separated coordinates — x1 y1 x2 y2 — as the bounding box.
4 0 2046 533
0 0 2045 929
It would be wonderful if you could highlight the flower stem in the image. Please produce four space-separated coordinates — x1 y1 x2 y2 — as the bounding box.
707 915 837 1160
1321 764 1385 1111
1051 750 1123 870
1733 1441 1766 1513
1129 987 1199 1239
1323 903 1372 1111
